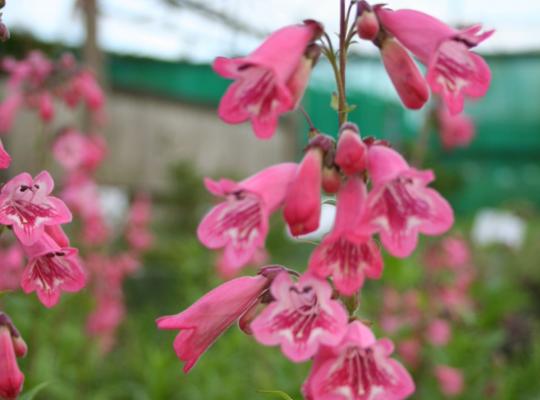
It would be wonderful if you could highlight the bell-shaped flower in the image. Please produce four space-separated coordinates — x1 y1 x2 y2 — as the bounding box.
366 145 454 257
304 321 415 400
438 107 475 149
251 272 348 362
214 21 322 139
309 177 383 295
0 171 72 245
0 313 27 400
376 7 493 114
156 272 275 373
284 147 323 236
19 226 86 307
198 163 296 269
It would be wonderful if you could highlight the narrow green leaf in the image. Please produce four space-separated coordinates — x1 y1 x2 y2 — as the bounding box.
19 382 50 400
258 389 295 400
330 92 339 111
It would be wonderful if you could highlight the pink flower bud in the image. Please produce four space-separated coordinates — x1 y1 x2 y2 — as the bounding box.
284 147 322 236
380 37 429 110
0 314 26 400
356 1 379 40
335 123 367 175
321 167 341 194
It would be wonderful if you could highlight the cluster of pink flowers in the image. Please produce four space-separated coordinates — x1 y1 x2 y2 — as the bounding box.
157 3 492 398
0 49 152 398
381 235 476 397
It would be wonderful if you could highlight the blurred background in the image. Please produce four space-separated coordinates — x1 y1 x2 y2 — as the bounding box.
0 0 539 399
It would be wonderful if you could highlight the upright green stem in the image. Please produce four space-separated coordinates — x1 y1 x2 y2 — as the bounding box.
338 0 348 126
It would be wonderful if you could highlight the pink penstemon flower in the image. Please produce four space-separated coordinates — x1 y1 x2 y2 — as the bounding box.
19 225 86 308
0 171 72 246
304 321 415 400
251 272 348 362
197 163 296 269
435 365 464 397
437 107 475 150
156 266 284 373
214 20 322 139
309 176 383 296
0 139 12 169
366 145 454 257
0 313 27 400
375 7 494 114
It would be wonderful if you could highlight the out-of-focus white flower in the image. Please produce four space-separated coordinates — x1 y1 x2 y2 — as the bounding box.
472 209 526 249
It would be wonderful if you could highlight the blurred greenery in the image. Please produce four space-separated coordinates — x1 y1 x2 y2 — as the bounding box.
1 162 539 400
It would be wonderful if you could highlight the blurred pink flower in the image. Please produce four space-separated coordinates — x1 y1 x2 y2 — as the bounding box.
0 244 24 292
426 318 451 347
0 139 12 169
0 313 26 400
366 145 454 257
442 236 471 268
251 272 348 362
435 365 464 397
397 338 422 369
438 108 475 149
198 163 296 270
0 93 22 134
156 273 273 373
309 177 382 295
20 227 86 308
216 248 268 279
284 148 322 236
376 7 493 114
304 321 415 400
214 21 322 139
0 171 72 245
53 130 107 172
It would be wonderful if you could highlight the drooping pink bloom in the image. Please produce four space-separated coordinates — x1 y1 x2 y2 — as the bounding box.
379 37 429 110
0 139 12 169
0 171 72 245
435 365 464 397
438 108 475 149
198 163 296 269
0 243 24 291
156 273 273 373
304 321 415 400
376 7 494 114
0 313 27 400
284 148 322 236
366 145 454 257
251 272 348 362
53 130 107 172
19 227 86 307
214 21 322 139
0 93 22 134
335 123 367 175
309 177 382 295
426 318 451 347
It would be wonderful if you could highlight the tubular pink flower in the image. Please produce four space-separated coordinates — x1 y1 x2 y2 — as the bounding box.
0 314 26 400
438 108 475 149
366 145 454 257
251 272 348 362
376 7 494 114
435 365 464 397
0 171 72 245
379 38 429 110
19 229 86 308
304 321 415 400
214 21 322 139
335 123 368 175
156 274 271 373
198 163 296 269
38 92 55 122
0 139 11 169
309 177 382 295
284 148 322 236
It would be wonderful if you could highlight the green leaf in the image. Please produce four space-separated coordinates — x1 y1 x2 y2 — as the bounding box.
19 382 50 400
330 92 339 111
258 389 295 400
